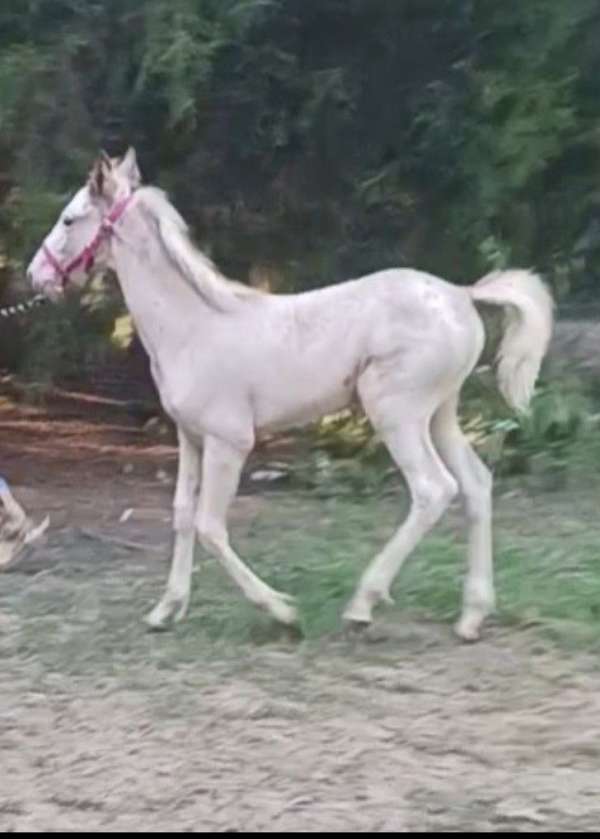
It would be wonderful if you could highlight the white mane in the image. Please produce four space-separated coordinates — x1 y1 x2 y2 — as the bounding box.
138 186 261 311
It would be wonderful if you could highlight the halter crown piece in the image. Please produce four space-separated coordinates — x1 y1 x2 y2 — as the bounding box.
42 191 134 287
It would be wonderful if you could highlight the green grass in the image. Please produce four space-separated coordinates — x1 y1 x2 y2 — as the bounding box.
182 488 600 649
4 481 600 685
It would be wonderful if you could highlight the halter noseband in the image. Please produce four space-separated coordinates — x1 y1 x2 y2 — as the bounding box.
41 192 134 287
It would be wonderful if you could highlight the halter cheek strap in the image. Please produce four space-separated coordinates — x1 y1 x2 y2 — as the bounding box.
41 192 134 287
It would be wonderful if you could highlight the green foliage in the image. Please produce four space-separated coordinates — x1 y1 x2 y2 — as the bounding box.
136 0 226 131
1 1 600 388
18 287 123 385
459 369 595 484
289 366 598 498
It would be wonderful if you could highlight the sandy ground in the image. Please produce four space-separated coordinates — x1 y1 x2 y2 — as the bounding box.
2 389 600 832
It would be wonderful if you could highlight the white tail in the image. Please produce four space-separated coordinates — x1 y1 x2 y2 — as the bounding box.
469 269 554 412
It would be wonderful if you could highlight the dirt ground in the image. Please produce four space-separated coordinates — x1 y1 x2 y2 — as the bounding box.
2 389 600 832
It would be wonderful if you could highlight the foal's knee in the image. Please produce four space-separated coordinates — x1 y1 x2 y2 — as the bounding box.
413 472 458 527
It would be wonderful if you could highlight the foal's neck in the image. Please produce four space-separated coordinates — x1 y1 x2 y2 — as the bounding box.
109 201 215 375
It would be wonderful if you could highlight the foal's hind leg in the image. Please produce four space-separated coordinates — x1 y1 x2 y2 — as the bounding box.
196 435 298 626
432 397 495 641
344 394 458 625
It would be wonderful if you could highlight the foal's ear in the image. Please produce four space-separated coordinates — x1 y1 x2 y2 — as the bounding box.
116 147 141 188
88 151 113 197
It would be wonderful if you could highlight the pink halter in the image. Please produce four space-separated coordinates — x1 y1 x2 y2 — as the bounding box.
42 192 134 287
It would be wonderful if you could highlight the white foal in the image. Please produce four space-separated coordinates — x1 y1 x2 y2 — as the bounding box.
26 149 553 640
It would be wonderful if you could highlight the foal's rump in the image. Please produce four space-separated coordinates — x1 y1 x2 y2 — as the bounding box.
353 266 552 428
356 269 485 409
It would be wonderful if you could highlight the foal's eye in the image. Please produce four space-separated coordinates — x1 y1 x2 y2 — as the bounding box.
63 217 74 227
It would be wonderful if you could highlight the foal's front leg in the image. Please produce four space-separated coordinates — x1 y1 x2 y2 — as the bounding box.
196 435 298 626
146 428 200 629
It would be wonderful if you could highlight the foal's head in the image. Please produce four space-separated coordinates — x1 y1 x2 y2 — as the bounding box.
27 148 141 300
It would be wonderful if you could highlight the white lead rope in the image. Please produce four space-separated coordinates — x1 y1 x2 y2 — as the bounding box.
0 295 47 318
